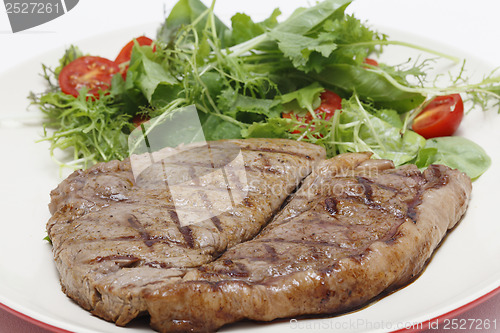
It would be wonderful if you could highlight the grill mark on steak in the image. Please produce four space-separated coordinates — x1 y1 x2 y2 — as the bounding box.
150 160 197 247
349 176 391 214
263 244 279 262
79 235 192 247
406 195 423 223
245 165 283 175
167 209 195 248
252 238 344 251
200 261 250 278
346 176 424 223
144 261 172 269
89 256 176 270
206 142 216 169
187 165 224 232
425 164 450 189
127 215 156 247
89 254 140 266
406 165 449 222
150 166 198 249
210 216 223 232
227 262 251 278
241 146 312 159
356 176 374 201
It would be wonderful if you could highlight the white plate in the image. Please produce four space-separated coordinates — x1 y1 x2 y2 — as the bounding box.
0 5 500 333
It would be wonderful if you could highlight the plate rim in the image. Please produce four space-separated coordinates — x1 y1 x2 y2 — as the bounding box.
392 286 500 332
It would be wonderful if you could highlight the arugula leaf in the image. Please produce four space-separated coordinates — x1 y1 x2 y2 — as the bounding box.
266 0 350 73
231 9 281 45
126 45 178 105
311 64 425 112
217 88 282 121
110 74 149 117
267 30 338 72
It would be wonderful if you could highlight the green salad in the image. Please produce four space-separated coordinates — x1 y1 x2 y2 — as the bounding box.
31 0 497 179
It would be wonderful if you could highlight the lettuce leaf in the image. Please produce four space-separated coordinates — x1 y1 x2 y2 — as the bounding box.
335 96 426 165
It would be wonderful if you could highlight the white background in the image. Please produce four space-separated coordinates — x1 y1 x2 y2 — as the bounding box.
1 0 500 68
0 0 499 332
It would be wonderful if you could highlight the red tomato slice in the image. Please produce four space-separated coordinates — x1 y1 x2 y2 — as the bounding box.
59 56 119 98
115 36 154 79
363 58 379 67
282 90 342 134
412 94 464 139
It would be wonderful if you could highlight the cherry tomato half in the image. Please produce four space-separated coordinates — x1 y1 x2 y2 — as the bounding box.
412 94 464 139
59 56 119 98
282 90 342 134
132 114 150 128
115 36 154 79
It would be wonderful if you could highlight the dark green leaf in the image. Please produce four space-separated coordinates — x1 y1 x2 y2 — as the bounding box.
199 113 243 141
217 88 282 120
127 45 178 105
421 137 491 179
272 0 350 35
311 64 425 112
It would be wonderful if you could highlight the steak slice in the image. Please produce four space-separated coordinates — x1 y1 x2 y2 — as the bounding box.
144 152 472 332
47 138 325 326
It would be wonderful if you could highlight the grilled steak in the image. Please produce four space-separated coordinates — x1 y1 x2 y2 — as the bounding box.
47 142 472 332
47 138 325 326
144 152 471 332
